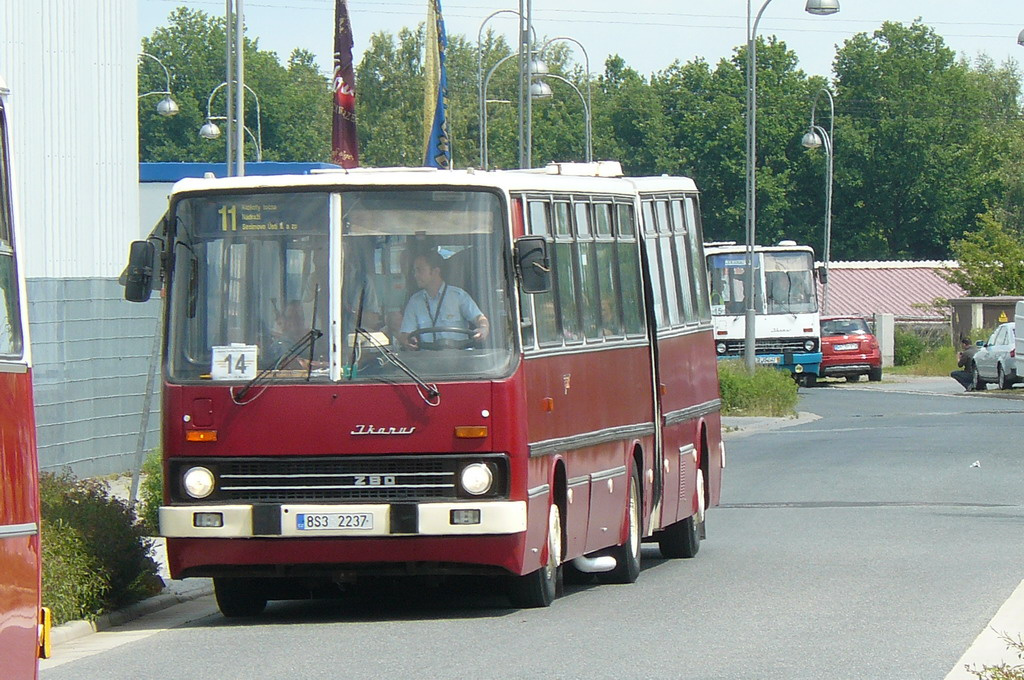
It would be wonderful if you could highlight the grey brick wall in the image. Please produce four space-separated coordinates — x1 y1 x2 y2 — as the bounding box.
27 278 161 478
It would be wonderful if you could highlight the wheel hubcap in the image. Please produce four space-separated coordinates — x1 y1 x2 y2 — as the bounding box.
696 469 706 523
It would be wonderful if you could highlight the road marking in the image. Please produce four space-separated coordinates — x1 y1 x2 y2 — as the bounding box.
719 501 1021 510
945 578 1024 679
39 596 219 670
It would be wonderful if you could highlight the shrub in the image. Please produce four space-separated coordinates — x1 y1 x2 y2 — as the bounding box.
717 360 799 417
967 632 1024 678
39 472 163 618
893 328 926 366
40 518 108 624
138 449 163 535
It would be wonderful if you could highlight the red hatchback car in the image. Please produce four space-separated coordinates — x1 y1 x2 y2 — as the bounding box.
820 316 883 382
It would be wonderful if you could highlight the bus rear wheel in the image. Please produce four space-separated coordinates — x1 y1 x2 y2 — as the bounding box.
214 577 268 618
597 468 641 584
508 501 562 608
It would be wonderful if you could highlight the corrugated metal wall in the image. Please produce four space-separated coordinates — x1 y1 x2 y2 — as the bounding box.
1 0 139 278
2 1 159 478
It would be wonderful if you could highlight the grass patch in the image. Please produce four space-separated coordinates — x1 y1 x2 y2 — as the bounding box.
40 472 163 625
717 360 799 417
889 344 958 377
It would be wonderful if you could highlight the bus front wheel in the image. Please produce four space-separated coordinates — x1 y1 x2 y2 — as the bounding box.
214 577 268 618
507 502 562 608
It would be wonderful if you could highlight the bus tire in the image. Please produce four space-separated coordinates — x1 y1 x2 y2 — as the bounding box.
657 469 704 559
508 501 562 608
214 577 268 618
597 468 641 584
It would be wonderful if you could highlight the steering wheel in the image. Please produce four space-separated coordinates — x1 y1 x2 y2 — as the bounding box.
407 326 476 350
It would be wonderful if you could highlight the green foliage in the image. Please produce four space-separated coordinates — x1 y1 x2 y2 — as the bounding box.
893 328 926 366
138 450 164 535
139 8 331 163
39 472 162 621
967 633 1024 679
945 209 1024 296
40 518 108 625
140 12 1024 263
890 343 957 376
717 360 799 417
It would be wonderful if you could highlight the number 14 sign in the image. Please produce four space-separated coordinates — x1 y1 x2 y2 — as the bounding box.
211 345 258 380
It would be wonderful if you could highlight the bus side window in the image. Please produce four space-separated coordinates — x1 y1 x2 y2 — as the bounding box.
528 200 559 347
594 203 623 339
642 201 666 329
671 199 696 324
655 199 682 327
553 201 582 344
617 203 645 336
684 196 711 322
575 201 601 341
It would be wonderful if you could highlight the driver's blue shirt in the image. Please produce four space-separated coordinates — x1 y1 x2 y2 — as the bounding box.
400 283 483 342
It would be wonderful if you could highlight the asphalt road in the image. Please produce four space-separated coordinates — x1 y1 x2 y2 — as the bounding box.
41 378 1024 680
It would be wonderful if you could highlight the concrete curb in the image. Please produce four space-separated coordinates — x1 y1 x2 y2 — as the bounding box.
721 411 821 439
49 580 213 648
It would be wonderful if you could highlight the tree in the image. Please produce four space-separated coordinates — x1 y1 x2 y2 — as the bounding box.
139 8 331 163
944 209 1024 296
832 22 1020 260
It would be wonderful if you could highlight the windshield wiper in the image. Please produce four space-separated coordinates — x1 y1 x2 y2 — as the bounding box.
351 326 440 407
233 327 323 404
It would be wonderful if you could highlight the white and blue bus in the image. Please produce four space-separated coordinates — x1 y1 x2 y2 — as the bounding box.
704 241 822 385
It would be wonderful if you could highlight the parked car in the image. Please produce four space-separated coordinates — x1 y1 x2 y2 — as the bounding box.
972 321 1018 390
820 316 882 382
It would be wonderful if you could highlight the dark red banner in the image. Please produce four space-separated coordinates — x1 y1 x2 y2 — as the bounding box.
331 0 359 168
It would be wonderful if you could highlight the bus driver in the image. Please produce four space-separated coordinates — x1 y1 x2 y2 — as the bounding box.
399 250 489 350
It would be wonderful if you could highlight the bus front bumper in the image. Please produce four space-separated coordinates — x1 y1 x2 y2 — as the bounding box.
159 501 527 538
717 352 822 374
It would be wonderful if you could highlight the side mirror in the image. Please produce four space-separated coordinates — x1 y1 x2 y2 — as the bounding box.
816 265 828 284
514 235 551 294
124 240 156 302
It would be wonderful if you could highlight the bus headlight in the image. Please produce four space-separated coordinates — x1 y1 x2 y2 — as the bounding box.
716 342 727 355
804 339 817 352
182 466 216 499
460 463 494 496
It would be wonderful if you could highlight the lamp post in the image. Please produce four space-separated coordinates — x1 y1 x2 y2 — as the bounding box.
478 9 533 167
1017 28 1024 46
200 82 263 162
743 0 840 372
538 74 591 162
536 37 592 162
137 52 179 117
801 88 835 315
480 51 550 170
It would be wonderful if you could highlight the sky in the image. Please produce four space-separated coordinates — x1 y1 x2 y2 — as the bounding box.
138 1 1024 80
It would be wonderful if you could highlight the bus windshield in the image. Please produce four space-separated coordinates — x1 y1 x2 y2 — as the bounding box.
707 250 816 316
167 188 514 383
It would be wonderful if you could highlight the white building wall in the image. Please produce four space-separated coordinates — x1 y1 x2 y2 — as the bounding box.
2 1 158 478
1 0 139 278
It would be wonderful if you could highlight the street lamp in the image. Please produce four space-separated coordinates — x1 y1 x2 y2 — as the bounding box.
743 0 840 372
538 74 591 162
481 53 551 169
201 82 263 162
801 88 835 315
536 37 592 162
477 9 539 168
137 52 179 117
1017 28 1024 46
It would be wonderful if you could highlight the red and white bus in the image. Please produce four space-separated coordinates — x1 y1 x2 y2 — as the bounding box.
124 161 724 615
0 75 50 675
